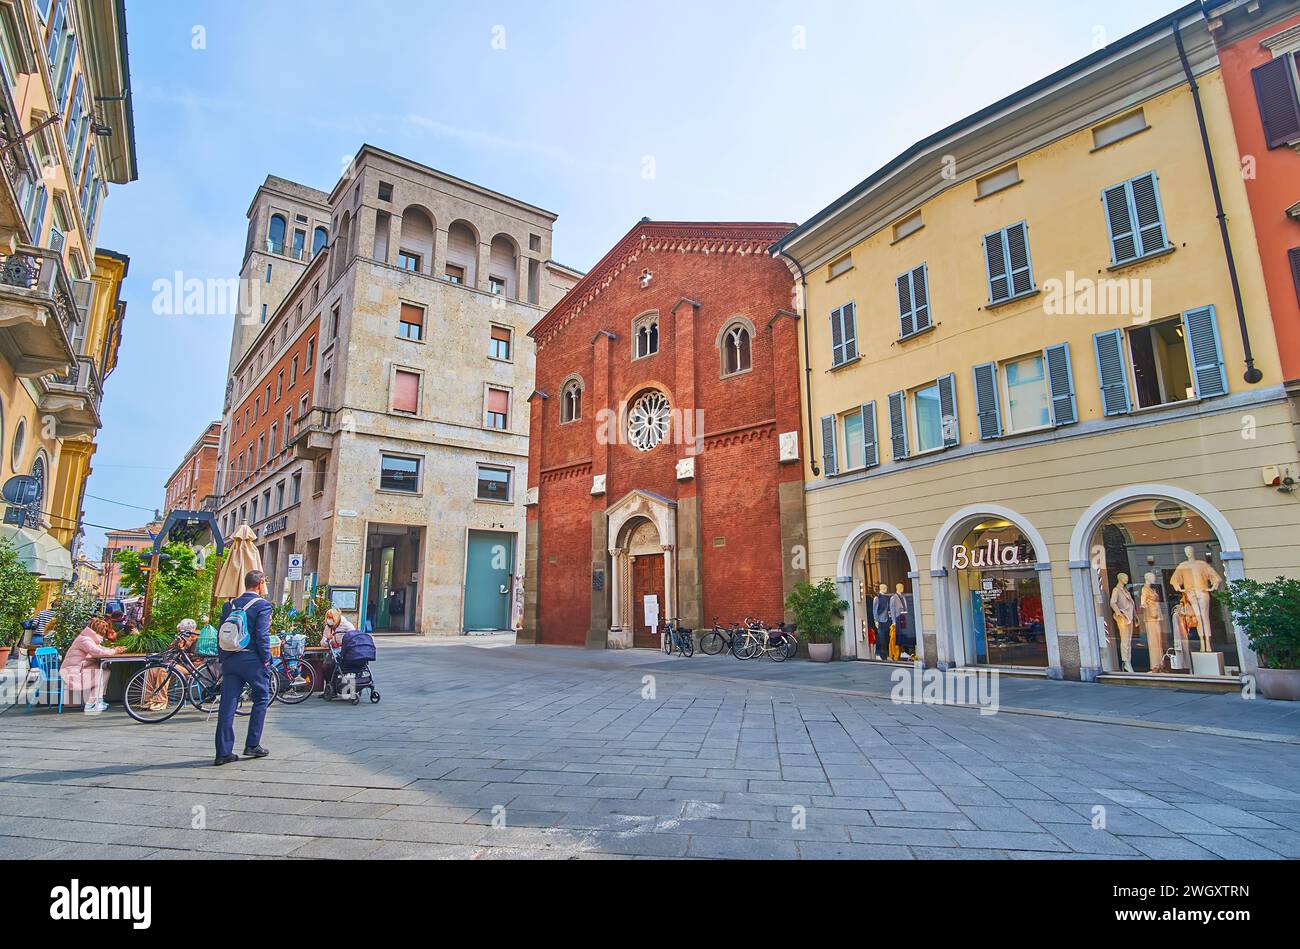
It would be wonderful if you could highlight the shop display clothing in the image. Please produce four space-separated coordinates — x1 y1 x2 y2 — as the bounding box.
1140 584 1166 671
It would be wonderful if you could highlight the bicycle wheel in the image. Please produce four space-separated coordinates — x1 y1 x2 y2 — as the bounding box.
275 660 315 705
682 637 694 658
699 631 724 656
191 668 222 713
734 636 757 660
782 637 799 660
663 630 673 655
124 665 186 724
770 640 788 662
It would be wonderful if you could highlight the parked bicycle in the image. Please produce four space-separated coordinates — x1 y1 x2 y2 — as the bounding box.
733 618 797 662
662 618 694 657
123 637 278 723
269 633 315 705
699 619 744 656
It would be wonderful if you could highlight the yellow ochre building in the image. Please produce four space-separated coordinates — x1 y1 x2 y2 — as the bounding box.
772 2 1300 688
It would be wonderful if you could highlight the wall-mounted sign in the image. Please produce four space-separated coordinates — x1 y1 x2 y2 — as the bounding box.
287 554 303 581
262 516 288 537
329 586 359 611
951 539 1023 571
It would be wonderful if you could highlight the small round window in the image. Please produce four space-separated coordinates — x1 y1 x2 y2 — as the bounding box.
627 390 671 452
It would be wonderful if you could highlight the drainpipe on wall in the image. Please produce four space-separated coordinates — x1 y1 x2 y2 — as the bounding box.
773 248 820 476
1173 15 1263 384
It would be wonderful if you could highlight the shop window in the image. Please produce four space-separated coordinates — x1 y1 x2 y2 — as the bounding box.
854 531 914 660
476 466 512 503
1090 499 1236 677
490 325 512 361
951 519 1045 668
399 303 424 341
379 454 420 493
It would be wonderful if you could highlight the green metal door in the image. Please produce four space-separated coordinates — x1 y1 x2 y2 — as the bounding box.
464 531 514 631
376 547 394 628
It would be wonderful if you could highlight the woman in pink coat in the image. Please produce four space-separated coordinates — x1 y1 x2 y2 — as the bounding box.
61 617 124 713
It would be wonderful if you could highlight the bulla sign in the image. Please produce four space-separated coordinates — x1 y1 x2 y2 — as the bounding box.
952 539 1023 570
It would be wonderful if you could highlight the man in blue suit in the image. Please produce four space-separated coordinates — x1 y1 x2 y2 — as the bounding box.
214 570 273 766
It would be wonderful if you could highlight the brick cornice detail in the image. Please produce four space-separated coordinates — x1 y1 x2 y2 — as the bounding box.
532 221 793 351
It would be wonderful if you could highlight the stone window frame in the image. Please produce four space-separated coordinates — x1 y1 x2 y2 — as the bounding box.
389 363 424 417
378 451 423 496
716 315 756 379
631 309 660 360
559 373 584 424
475 462 515 505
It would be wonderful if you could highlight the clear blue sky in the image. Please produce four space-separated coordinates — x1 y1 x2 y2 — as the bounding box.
82 0 1183 557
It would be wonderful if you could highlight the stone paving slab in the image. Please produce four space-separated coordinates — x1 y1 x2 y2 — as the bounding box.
1 640 1297 860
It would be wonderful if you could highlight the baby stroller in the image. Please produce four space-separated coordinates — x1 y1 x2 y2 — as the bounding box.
321 629 380 705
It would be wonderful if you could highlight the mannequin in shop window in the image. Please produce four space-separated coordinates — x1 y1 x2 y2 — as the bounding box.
1141 572 1167 672
1170 546 1221 654
872 585 891 660
890 583 913 658
1110 573 1136 673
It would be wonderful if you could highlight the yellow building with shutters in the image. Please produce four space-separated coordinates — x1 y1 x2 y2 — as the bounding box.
772 3 1300 686
0 0 137 605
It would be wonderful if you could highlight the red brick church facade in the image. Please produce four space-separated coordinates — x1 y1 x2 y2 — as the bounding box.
521 221 808 648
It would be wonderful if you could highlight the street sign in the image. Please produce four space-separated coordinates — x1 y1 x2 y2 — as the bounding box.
1 475 40 506
287 553 303 581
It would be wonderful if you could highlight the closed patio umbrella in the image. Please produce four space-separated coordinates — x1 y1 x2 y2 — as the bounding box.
213 524 262 600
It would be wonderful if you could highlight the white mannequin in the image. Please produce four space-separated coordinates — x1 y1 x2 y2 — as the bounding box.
1110 573 1136 673
1140 572 1166 672
1170 546 1221 652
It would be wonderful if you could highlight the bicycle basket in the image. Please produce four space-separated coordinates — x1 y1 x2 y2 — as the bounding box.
283 634 307 659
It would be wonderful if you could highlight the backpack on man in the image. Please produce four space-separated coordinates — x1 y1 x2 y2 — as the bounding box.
218 597 264 652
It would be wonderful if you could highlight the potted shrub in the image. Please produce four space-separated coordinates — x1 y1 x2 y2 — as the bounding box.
1215 577 1300 700
785 578 846 663
0 538 40 665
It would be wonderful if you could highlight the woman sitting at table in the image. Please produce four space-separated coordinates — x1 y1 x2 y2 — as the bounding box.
61 617 125 714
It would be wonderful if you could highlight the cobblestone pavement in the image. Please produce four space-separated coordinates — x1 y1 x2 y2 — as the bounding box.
1 640 1298 860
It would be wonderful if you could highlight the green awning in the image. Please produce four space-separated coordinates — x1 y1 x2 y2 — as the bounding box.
0 524 73 582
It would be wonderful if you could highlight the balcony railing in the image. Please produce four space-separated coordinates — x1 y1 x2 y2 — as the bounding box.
39 355 102 436
0 72 37 244
289 406 336 459
0 246 80 376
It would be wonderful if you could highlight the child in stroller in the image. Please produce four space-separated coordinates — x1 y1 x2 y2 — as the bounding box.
321 608 380 705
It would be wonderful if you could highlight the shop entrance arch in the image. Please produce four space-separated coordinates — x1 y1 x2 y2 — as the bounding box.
1069 486 1250 680
835 522 921 662
931 504 1059 675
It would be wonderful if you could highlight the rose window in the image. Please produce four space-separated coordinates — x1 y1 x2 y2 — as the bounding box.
628 390 671 452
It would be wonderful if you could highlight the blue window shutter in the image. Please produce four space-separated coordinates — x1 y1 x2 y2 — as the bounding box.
896 272 915 338
829 307 844 366
1130 172 1167 257
842 302 858 361
861 401 878 468
1093 328 1131 416
1005 222 1034 295
911 264 931 331
888 391 908 460
57 34 76 105
972 362 1002 440
64 78 82 151
1182 305 1228 398
1103 182 1137 264
46 0 65 66
937 372 959 447
984 230 1009 303
1044 342 1078 426
820 415 838 476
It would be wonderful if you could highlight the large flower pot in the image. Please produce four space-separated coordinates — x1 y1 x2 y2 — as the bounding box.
808 643 834 663
1255 668 1300 701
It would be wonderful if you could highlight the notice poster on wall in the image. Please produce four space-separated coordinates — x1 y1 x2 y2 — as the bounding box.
643 595 659 631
